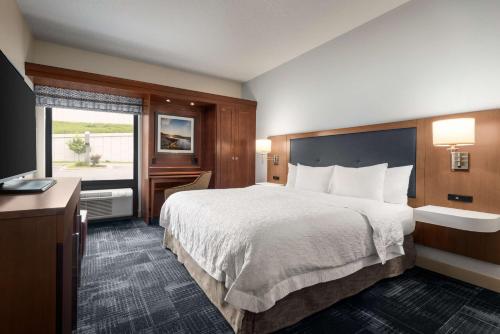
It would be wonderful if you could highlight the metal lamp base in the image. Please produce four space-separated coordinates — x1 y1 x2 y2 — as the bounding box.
450 151 469 170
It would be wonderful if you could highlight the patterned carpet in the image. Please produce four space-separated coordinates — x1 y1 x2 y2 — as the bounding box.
77 220 500 334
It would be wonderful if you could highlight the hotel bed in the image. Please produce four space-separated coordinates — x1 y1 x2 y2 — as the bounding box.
160 127 418 333
160 186 416 333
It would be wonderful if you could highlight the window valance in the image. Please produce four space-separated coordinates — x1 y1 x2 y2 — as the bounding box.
35 85 142 114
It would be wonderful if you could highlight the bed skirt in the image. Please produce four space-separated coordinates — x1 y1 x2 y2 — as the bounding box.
164 232 416 334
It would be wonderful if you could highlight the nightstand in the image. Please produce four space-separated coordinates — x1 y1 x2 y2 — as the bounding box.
255 182 284 187
414 205 500 264
415 205 500 233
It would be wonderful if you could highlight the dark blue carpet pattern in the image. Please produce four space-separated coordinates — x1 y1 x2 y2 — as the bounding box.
77 220 500 334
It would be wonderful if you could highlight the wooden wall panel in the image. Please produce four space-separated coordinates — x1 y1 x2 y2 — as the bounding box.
411 119 427 208
267 135 288 184
201 106 217 188
149 97 204 170
25 62 257 107
423 110 500 213
268 109 500 264
418 110 500 264
267 109 500 213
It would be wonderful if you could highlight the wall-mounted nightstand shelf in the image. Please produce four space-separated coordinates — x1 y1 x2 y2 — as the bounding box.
414 205 500 265
255 182 284 187
415 205 500 233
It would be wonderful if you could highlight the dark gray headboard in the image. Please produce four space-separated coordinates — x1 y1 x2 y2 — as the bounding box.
289 127 417 197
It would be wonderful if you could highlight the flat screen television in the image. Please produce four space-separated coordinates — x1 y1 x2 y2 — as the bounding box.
0 51 37 184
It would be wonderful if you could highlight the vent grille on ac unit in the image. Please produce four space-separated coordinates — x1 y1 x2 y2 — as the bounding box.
80 188 133 220
80 191 113 199
81 198 113 219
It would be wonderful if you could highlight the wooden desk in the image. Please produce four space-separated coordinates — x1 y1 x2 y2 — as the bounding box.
147 171 202 223
0 178 81 334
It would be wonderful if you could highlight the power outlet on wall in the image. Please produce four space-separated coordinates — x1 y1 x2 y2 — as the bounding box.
448 194 473 203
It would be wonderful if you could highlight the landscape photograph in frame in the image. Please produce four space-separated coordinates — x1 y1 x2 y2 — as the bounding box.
157 114 194 153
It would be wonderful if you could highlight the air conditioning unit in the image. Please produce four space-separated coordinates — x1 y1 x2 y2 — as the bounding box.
80 188 133 220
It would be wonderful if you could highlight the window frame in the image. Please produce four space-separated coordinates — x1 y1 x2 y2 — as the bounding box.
45 107 139 216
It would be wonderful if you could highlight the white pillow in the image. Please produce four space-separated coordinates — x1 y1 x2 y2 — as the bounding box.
331 163 388 201
294 164 334 193
286 163 297 188
384 165 413 204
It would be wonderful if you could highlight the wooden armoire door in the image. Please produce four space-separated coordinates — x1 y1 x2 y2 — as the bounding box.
218 105 235 188
217 104 256 188
233 107 256 187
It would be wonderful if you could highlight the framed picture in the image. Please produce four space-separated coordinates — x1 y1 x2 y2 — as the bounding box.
157 114 194 153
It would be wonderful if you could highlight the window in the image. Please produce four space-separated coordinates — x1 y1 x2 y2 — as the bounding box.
50 108 134 181
39 85 142 217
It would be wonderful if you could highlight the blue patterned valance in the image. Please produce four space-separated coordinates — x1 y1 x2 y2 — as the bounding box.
35 85 142 114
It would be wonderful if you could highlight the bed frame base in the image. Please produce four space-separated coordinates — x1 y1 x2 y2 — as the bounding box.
165 232 416 334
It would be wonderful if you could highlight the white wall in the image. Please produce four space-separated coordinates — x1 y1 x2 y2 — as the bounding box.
244 0 500 280
244 0 500 142
0 0 41 177
30 40 242 98
0 0 33 85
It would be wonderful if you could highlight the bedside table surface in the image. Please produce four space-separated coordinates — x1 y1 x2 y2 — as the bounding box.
415 205 500 233
255 182 284 186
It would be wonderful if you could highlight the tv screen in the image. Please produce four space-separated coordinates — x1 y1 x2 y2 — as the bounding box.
0 51 36 183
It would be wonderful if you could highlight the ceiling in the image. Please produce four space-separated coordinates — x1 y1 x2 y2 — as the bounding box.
17 0 409 82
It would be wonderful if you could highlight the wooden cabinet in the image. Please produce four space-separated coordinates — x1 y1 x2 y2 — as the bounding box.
216 104 256 188
218 104 235 187
142 98 256 222
140 96 255 222
0 178 81 334
24 62 257 223
234 106 256 187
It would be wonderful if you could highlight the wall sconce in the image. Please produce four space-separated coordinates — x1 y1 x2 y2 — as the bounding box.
432 118 475 170
256 139 279 165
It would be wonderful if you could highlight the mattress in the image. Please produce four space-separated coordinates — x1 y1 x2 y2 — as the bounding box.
391 202 415 235
160 186 414 313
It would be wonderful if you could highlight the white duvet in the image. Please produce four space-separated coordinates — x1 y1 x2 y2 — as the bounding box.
160 186 409 313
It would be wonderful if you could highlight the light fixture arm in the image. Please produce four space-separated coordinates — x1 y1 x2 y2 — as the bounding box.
447 144 458 153
256 152 280 165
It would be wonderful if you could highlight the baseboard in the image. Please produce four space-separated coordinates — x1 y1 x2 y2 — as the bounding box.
416 255 500 293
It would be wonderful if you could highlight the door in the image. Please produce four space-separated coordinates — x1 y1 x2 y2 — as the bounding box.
233 107 256 187
217 105 256 188
217 105 234 188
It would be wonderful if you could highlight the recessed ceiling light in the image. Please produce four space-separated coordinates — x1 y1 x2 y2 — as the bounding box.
165 99 171 103
190 102 195 106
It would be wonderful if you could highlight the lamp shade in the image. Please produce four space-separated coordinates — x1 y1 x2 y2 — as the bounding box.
432 118 475 147
256 139 272 154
